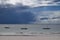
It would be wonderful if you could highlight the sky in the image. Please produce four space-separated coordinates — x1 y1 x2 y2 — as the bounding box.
0 0 60 24
0 0 60 7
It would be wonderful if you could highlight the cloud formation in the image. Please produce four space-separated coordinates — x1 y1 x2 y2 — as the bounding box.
0 0 60 24
0 0 60 7
34 11 60 24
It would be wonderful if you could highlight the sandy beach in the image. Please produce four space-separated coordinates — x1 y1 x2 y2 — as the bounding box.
0 34 60 40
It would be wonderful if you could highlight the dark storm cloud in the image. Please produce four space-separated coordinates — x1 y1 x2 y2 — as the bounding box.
54 0 60 2
0 4 35 24
40 18 49 20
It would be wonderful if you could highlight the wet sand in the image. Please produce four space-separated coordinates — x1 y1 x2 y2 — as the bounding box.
0 34 60 40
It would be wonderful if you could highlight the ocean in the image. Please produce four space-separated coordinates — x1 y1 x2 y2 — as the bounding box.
0 24 60 35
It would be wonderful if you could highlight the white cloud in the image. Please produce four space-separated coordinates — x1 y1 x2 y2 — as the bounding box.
34 11 60 24
0 0 60 7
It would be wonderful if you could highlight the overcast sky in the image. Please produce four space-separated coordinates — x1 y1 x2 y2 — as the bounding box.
0 0 60 24
0 0 60 7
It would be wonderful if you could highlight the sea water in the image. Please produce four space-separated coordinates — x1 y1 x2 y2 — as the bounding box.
0 24 60 35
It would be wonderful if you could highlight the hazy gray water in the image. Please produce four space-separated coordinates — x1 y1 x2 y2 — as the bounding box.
0 24 60 34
